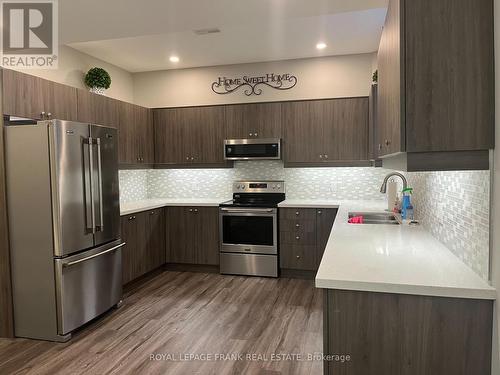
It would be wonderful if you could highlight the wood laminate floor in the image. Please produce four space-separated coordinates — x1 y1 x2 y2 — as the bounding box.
0 271 323 375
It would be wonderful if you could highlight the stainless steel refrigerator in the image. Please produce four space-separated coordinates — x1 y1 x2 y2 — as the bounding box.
5 119 124 342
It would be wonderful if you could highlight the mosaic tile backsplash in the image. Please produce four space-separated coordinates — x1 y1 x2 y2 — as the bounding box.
406 170 490 280
119 163 491 280
120 162 391 202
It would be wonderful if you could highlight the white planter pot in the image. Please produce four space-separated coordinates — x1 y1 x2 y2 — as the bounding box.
89 87 106 95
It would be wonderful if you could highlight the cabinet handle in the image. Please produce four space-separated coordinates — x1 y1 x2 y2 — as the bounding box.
150 211 155 215
295 211 299 215
191 157 195 161
385 139 391 147
378 144 383 151
47 112 52 118
295 236 300 240
319 154 323 159
296 255 301 259
194 208 198 213
318 210 322 215
324 154 328 159
295 223 300 228
249 133 253 137
128 216 136 221
189 208 193 212
254 133 258 137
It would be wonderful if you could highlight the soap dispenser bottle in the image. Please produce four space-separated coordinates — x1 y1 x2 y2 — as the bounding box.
401 187 414 220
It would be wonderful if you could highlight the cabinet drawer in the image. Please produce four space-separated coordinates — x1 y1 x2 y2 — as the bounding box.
280 231 316 245
280 218 316 233
280 244 316 271
279 208 317 221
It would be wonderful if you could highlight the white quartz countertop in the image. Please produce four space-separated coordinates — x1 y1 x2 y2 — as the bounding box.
278 199 496 300
120 198 229 216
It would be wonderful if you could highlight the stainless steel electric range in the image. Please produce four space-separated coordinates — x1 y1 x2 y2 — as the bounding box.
219 181 285 277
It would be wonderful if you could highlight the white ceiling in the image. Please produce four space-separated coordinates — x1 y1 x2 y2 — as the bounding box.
60 0 388 72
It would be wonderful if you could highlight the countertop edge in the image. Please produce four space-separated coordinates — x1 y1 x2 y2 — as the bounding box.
120 199 227 216
315 279 497 300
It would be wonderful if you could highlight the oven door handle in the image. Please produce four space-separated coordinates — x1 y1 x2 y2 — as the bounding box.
220 208 275 213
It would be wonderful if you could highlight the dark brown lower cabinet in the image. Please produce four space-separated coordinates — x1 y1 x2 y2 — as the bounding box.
167 207 219 265
323 289 493 375
279 208 337 272
120 209 165 285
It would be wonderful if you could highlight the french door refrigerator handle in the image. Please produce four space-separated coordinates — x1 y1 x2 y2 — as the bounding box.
96 138 104 231
62 243 126 268
88 136 96 234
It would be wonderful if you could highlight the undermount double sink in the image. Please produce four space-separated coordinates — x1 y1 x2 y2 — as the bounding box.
348 212 400 225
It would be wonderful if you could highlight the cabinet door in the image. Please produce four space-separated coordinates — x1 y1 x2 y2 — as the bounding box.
282 101 325 163
137 107 154 164
327 98 369 161
167 206 195 263
404 0 494 152
189 106 226 164
45 81 78 121
144 209 165 272
194 207 219 265
118 102 138 164
3 69 46 119
315 209 337 268
76 90 121 127
225 102 282 139
377 0 404 156
154 108 188 164
120 214 140 285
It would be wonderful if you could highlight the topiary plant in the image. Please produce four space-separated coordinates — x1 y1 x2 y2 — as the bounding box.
372 69 378 84
85 67 111 93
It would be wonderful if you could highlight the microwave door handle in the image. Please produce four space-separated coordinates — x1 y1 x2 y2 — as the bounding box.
96 138 104 231
88 137 96 234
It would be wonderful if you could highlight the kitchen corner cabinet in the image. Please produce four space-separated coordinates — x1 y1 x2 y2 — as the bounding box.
377 0 494 170
225 102 282 139
279 208 337 271
3 69 78 121
282 98 370 167
154 106 228 167
167 207 219 265
120 209 165 285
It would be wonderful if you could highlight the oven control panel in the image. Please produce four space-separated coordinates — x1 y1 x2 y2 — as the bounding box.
233 181 285 193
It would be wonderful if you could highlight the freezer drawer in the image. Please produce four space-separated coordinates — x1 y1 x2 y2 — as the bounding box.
54 241 124 335
220 252 278 277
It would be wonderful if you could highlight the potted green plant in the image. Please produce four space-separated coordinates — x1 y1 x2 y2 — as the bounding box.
372 69 378 85
84 67 111 95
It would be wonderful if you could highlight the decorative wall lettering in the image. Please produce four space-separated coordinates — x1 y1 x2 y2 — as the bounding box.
212 73 297 96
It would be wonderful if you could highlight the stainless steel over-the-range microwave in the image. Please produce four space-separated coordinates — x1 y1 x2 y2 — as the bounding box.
224 138 281 160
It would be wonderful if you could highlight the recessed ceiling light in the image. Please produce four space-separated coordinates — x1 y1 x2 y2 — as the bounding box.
169 56 180 63
316 42 327 50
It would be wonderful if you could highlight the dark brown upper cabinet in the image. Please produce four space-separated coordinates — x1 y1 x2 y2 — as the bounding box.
377 0 494 171
3 69 77 121
224 102 282 139
77 90 153 165
283 98 370 167
154 106 229 167
118 102 154 165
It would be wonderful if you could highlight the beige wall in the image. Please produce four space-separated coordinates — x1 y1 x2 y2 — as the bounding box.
10 45 134 103
492 1 500 373
132 53 375 108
